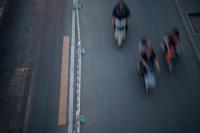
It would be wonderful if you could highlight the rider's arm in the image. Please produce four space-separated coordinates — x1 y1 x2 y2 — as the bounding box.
124 4 130 18
154 59 160 72
152 51 160 72
140 55 149 69
125 4 130 24
112 6 117 26
112 16 115 26
163 36 170 51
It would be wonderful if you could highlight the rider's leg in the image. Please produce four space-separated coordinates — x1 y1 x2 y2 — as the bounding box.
140 62 147 76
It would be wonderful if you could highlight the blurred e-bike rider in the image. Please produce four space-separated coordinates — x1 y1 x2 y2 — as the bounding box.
139 41 160 76
112 0 130 31
164 28 181 59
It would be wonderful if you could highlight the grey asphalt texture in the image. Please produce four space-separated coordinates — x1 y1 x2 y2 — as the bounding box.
0 0 45 132
80 0 200 133
23 0 72 133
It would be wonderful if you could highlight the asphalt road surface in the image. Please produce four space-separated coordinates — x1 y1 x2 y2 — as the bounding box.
80 0 200 133
24 0 72 133
24 0 200 133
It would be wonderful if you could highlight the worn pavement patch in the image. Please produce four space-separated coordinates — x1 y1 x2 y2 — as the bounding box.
0 68 32 133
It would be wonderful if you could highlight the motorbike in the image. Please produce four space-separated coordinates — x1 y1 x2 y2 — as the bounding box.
114 18 127 47
137 62 156 96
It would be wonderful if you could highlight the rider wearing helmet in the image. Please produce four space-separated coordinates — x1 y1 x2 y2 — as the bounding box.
112 0 130 30
163 27 181 62
139 37 151 55
168 28 180 51
140 40 160 75
165 28 180 54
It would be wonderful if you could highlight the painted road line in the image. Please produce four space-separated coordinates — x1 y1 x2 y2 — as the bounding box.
68 1 76 133
58 36 70 126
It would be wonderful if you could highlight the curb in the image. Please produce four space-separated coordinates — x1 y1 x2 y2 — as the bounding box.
174 0 200 63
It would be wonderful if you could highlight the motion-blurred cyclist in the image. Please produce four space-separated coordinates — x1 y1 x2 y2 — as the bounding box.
163 27 181 61
139 38 160 75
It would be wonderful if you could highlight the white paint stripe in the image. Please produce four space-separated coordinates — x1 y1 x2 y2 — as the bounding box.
68 1 76 133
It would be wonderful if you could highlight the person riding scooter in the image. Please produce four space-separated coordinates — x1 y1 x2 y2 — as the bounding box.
139 37 151 55
112 0 130 31
138 39 160 94
163 28 181 62
139 40 160 76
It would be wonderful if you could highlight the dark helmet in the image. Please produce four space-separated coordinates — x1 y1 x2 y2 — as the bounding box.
118 0 124 8
172 27 180 40
141 37 148 45
141 37 151 48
